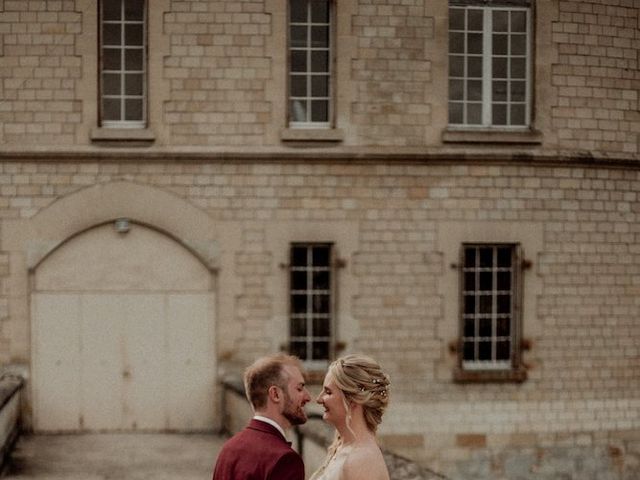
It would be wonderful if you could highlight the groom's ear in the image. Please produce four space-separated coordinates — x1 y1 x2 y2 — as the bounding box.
268 385 283 403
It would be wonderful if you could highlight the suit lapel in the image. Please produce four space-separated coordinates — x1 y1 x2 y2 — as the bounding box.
247 418 290 445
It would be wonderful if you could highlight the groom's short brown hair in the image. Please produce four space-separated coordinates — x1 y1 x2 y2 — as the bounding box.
244 353 304 410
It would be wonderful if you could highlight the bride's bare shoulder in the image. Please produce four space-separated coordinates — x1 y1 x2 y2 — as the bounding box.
342 444 389 480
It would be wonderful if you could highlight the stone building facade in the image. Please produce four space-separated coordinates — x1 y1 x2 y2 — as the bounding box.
0 0 638 479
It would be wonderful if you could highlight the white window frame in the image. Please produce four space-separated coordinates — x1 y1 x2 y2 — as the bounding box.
288 0 333 129
99 0 147 128
448 2 531 129
289 243 334 370
459 243 522 372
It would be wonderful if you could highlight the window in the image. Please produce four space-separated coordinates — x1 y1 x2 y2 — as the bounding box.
448 1 531 128
100 0 146 128
457 243 526 381
289 243 333 369
288 0 332 128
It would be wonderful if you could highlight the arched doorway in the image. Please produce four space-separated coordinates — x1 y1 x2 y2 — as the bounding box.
31 222 216 432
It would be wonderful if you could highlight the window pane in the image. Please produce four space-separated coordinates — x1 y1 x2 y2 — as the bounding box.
291 25 307 48
449 8 465 31
449 80 464 101
497 247 512 267
311 26 329 48
103 24 121 46
103 48 121 70
467 80 482 101
479 295 492 313
102 98 121 121
291 246 307 266
449 32 464 54
467 103 482 124
497 271 511 291
479 318 492 337
291 51 307 72
511 11 527 33
493 11 509 32
125 24 144 46
493 58 507 79
467 33 482 54
313 270 330 290
290 100 307 122
290 0 307 23
290 75 306 97
312 342 329 360
464 318 475 337
313 317 330 337
449 102 463 124
291 294 307 314
464 295 476 314
311 51 329 72
312 246 330 265
291 270 307 290
511 34 526 55
479 248 493 268
478 341 492 360
511 58 526 79
463 341 475 361
464 272 475 291
467 9 483 31
311 75 329 97
468 56 482 78
492 103 507 125
125 0 144 21
510 104 525 125
125 74 143 95
102 73 120 95
493 80 507 101
479 271 492 290
103 1 121 21
124 99 143 121
311 100 328 121
493 34 508 55
464 247 476 266
449 55 464 77
312 294 329 313
125 49 143 70
311 1 329 23
290 341 307 360
496 340 511 360
291 317 307 336
497 317 511 336
497 294 511 314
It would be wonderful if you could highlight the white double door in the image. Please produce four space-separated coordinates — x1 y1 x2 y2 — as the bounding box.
33 292 215 432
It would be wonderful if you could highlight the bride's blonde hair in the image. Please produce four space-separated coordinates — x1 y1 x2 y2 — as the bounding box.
319 354 390 469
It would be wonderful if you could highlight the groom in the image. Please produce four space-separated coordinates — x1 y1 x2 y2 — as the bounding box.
212 353 311 480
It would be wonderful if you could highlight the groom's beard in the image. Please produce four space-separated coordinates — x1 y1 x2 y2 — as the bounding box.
282 392 307 426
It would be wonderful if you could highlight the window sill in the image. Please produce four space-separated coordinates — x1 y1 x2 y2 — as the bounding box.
90 127 156 146
453 366 527 383
442 128 542 145
280 128 344 144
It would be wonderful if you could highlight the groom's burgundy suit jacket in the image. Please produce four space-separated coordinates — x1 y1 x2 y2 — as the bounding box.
212 418 305 480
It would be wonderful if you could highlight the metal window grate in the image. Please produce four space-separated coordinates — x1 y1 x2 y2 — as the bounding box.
289 244 333 367
100 0 146 128
461 244 517 370
288 0 332 128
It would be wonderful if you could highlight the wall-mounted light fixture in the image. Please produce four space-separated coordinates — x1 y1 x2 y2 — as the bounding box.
114 218 130 234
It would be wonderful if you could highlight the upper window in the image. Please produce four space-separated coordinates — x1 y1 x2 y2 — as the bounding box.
288 0 332 128
448 1 531 128
457 243 526 381
289 243 333 369
100 0 146 128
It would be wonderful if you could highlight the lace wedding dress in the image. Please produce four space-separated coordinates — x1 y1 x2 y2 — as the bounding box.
309 445 353 480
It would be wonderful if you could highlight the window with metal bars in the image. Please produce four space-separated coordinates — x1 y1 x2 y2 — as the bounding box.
100 0 146 128
448 1 531 127
289 243 333 369
459 243 524 377
288 0 332 128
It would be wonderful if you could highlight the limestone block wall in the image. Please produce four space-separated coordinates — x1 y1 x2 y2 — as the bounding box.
0 0 637 156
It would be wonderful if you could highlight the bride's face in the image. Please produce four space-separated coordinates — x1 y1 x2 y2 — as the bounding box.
316 373 348 428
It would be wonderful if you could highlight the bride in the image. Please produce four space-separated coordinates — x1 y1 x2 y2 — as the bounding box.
310 354 391 480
